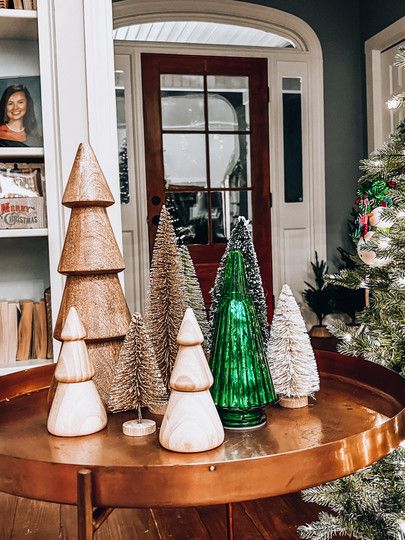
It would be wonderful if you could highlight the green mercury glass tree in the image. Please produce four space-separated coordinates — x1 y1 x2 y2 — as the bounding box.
210 249 277 429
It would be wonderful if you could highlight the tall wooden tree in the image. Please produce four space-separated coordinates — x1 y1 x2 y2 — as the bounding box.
108 312 169 414
54 143 131 406
145 205 187 391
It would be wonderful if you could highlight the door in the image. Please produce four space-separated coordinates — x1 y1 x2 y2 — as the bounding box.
141 53 273 316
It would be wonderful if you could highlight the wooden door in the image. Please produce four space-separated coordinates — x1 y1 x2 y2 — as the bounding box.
141 53 273 317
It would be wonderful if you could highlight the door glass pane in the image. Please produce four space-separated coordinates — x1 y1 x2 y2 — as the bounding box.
207 76 250 131
163 134 207 188
207 75 249 131
211 190 252 243
167 192 208 244
115 70 129 204
209 134 250 188
282 77 303 203
161 75 205 131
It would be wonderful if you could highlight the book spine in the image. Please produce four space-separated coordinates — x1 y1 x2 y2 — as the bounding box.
44 288 53 359
16 300 33 360
33 300 47 359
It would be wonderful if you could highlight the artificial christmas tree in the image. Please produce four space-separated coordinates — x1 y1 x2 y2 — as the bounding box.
159 308 224 452
108 312 168 423
210 249 276 428
178 244 209 345
47 307 107 437
298 47 405 540
53 143 131 407
145 205 187 392
209 217 270 349
268 284 320 408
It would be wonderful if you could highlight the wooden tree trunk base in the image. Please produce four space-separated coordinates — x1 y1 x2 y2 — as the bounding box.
123 419 156 437
279 396 308 409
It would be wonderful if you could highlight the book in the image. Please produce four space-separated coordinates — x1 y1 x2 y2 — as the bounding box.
7 302 18 362
33 300 47 359
0 302 9 364
17 300 33 360
44 288 53 359
22 0 32 10
12 0 24 8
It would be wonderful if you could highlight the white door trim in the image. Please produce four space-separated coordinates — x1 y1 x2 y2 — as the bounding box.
365 16 405 152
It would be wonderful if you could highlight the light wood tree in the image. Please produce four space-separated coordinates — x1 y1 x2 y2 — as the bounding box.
53 143 131 407
47 307 107 437
159 308 224 453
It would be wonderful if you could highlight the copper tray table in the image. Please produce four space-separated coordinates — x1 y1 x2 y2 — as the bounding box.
0 350 404 539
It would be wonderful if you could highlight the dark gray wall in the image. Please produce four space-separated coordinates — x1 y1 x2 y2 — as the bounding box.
242 0 364 266
360 0 404 40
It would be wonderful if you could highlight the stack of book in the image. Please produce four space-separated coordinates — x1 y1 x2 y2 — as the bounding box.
1 0 37 9
0 288 52 364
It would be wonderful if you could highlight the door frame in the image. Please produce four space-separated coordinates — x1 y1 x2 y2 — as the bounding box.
365 16 405 152
113 0 326 318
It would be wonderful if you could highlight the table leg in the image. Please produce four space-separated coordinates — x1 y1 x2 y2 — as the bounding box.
77 469 94 540
226 502 234 540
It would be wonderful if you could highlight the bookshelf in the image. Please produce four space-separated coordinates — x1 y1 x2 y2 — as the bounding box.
0 6 60 375
0 227 47 238
0 0 122 375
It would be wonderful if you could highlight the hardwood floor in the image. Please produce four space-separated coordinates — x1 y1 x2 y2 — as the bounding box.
0 491 329 539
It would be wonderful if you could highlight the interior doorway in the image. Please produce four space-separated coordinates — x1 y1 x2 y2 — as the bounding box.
141 53 273 312
113 1 326 321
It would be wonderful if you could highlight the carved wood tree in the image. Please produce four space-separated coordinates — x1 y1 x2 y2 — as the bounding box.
54 143 131 407
159 308 224 453
47 306 107 437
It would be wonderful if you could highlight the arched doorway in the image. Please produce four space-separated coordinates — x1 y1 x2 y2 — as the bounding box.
113 0 325 324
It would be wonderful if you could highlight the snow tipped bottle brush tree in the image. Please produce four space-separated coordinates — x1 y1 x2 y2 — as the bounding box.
268 284 320 408
298 46 405 540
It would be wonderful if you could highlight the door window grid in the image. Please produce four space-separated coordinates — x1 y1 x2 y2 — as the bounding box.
160 74 252 245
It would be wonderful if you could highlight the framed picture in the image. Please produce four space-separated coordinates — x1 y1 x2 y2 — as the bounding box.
0 76 43 148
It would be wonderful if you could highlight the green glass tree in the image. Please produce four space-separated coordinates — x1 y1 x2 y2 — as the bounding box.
210 249 276 429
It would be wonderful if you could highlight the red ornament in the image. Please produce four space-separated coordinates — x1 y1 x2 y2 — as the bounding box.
355 197 361 205
380 201 388 207
387 181 397 188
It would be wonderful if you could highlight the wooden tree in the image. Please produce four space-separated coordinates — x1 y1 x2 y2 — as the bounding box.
178 244 209 347
47 307 107 437
108 312 169 416
159 308 224 453
145 205 187 392
53 143 131 407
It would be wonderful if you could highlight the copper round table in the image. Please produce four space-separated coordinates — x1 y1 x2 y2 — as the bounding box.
0 350 404 540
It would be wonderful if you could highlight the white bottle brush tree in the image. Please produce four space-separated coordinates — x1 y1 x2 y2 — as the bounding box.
268 284 320 408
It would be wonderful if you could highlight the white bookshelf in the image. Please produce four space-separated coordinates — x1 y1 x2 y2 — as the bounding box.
0 9 37 40
0 7 57 375
0 147 44 158
0 228 47 238
0 358 53 376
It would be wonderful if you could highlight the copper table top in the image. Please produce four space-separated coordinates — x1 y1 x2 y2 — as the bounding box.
0 350 403 508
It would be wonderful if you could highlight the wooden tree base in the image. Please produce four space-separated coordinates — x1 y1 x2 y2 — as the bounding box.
122 419 156 436
309 325 332 338
279 396 308 408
